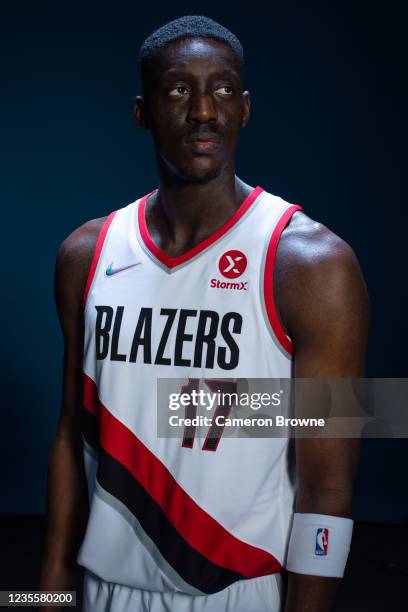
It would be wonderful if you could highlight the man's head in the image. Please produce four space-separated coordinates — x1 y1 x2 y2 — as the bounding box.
135 15 250 183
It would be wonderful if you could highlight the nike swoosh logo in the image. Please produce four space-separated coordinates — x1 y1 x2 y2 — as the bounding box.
105 262 141 276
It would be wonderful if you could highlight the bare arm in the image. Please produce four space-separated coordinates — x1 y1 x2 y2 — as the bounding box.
39 217 106 602
275 213 370 612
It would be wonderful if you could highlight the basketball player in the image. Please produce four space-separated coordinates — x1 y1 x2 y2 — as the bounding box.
40 16 370 612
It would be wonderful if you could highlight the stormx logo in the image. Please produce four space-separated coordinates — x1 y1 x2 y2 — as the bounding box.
219 250 247 279
315 528 329 556
211 249 248 291
210 278 248 291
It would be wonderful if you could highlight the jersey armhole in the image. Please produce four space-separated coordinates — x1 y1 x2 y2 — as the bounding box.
263 205 303 356
82 210 117 308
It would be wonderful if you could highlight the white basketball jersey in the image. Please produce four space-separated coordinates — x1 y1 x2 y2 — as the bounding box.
77 185 303 595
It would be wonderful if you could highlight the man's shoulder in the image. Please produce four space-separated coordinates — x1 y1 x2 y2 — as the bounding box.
276 209 358 276
274 209 369 338
57 215 108 267
54 216 109 305
54 193 142 287
271 204 370 375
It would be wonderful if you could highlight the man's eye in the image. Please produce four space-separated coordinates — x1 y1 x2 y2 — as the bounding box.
215 86 234 95
168 86 189 97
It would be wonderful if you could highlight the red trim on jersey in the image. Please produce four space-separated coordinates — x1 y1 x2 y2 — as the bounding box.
82 373 282 578
138 186 264 269
83 211 117 307
82 372 100 418
263 205 303 355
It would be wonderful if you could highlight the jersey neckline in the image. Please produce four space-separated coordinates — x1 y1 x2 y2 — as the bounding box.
137 185 264 269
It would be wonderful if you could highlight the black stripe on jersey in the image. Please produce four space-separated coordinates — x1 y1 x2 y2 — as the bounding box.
82 409 100 452
96 447 245 594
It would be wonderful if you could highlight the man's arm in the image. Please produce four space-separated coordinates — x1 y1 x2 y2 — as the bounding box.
39 217 106 602
275 212 370 612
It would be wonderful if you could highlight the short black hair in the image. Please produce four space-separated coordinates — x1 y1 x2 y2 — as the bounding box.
139 15 244 89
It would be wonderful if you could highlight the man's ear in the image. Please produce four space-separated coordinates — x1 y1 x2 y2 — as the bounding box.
134 95 149 130
242 91 251 128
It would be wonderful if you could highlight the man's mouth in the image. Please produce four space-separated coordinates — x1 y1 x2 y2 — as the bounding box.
187 140 220 153
185 135 221 154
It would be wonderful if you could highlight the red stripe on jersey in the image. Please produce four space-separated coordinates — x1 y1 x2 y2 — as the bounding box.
264 205 303 355
82 372 100 418
82 373 282 578
83 211 117 307
138 186 265 269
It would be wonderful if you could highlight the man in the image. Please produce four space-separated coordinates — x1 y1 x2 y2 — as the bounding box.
40 15 370 612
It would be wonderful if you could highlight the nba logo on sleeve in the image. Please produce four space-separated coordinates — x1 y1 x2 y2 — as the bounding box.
315 528 329 556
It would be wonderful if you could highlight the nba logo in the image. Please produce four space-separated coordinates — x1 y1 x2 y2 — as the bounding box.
315 528 329 555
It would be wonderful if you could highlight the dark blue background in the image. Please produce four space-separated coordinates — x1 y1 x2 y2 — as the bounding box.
1 1 406 523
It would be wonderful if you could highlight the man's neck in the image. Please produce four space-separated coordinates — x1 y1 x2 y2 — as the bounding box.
145 173 254 258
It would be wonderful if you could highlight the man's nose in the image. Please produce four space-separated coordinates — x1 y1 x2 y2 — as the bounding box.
187 91 217 123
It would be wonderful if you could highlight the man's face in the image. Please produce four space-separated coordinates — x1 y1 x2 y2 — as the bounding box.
135 37 250 182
